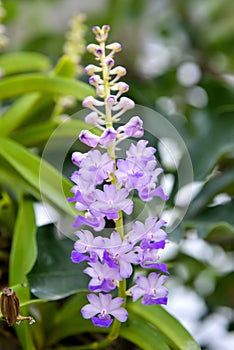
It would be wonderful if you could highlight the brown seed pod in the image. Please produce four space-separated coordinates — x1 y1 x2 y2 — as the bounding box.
0 287 35 326
1 288 19 326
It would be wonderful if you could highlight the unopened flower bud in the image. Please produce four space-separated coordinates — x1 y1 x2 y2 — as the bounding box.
84 64 102 75
112 97 135 111
111 82 129 94
106 95 116 106
96 85 105 97
86 44 100 53
106 42 122 52
92 26 101 34
95 47 103 56
85 111 105 126
82 96 104 108
105 57 115 68
109 66 127 76
102 25 110 33
118 82 129 92
89 75 102 86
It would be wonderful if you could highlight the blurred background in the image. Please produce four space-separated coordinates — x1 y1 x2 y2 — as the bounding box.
1 1 234 349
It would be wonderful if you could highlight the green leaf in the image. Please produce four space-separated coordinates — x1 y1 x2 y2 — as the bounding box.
120 311 171 350
0 161 40 200
8 197 37 350
205 222 234 250
0 73 94 100
0 188 16 232
128 301 201 350
9 196 37 285
0 52 51 76
0 93 42 136
11 119 91 147
11 120 60 146
53 55 76 78
0 137 75 217
28 224 89 300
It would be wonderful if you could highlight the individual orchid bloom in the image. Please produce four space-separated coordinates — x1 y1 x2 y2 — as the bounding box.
117 116 144 138
102 231 139 278
133 217 167 249
78 150 114 184
69 178 96 211
131 272 168 305
84 261 121 292
115 158 145 189
126 217 167 248
81 293 128 328
126 140 156 165
71 230 107 263
90 184 133 220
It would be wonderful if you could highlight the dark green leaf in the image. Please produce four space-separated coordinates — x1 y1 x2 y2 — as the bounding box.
206 271 234 308
181 199 234 243
28 225 89 300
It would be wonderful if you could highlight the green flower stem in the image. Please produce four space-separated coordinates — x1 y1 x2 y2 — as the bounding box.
99 33 127 345
100 40 112 127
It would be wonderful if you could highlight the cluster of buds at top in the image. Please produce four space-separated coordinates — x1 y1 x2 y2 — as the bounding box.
69 25 169 329
63 14 87 77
